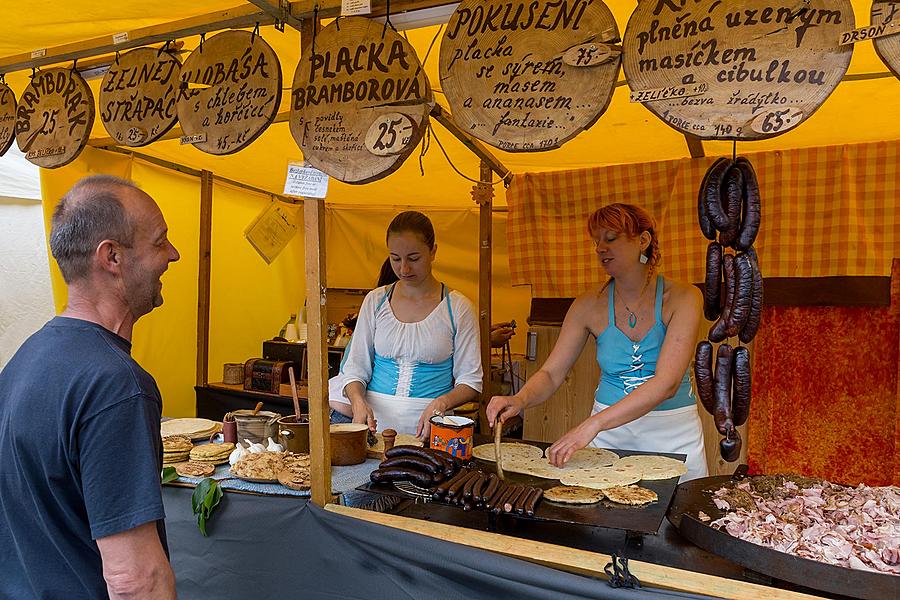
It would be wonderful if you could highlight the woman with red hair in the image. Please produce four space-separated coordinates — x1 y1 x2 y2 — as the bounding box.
487 203 707 480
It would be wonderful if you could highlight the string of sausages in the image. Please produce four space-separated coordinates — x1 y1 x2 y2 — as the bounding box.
694 157 763 462
369 445 543 515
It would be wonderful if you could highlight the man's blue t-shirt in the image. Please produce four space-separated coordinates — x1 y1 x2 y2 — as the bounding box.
0 317 167 599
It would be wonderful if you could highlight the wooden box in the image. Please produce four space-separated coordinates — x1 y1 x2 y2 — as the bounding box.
243 359 294 394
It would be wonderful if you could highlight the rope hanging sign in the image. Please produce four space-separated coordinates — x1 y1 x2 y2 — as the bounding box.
176 30 282 155
15 67 94 168
438 0 621 152
100 47 182 147
622 0 854 140
0 83 16 156
289 17 433 184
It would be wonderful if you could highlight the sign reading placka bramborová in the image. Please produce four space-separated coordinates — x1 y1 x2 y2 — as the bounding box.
0 83 16 156
438 0 621 152
289 17 433 184
623 0 854 139
176 30 282 155
15 68 95 168
100 47 181 146
872 0 900 80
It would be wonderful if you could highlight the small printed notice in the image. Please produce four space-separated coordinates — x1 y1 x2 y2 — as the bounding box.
244 201 300 264
341 0 371 16
180 133 206 145
284 163 329 198
112 32 129 44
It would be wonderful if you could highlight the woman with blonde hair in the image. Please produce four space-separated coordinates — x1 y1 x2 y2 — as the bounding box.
488 203 707 480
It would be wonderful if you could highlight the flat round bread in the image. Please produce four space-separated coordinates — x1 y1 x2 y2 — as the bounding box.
560 465 642 490
503 456 565 480
231 451 285 481
552 447 619 469
162 435 193 452
544 485 605 504
604 485 658 505
472 442 543 463
190 442 235 459
161 418 220 439
613 455 688 480
277 468 311 491
502 447 622 480
369 433 421 454
175 461 216 478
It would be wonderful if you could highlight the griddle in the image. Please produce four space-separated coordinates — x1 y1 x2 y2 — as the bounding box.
359 445 685 536
667 472 898 600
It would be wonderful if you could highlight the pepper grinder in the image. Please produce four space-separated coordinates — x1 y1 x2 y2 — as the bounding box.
382 429 397 453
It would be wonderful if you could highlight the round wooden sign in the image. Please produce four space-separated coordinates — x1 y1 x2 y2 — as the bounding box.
15 68 95 168
177 30 282 155
873 0 900 80
0 83 16 156
438 0 621 152
100 47 181 146
289 17 433 184
622 0 854 140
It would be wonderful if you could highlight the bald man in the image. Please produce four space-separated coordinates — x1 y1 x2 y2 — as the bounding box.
0 175 179 599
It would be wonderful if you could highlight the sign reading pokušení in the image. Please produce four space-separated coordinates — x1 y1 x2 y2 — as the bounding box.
289 17 433 184
0 84 16 156
100 47 181 147
623 0 854 139
177 30 282 155
15 68 95 168
438 0 621 152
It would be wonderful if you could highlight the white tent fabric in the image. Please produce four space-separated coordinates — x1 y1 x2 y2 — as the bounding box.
0 144 41 200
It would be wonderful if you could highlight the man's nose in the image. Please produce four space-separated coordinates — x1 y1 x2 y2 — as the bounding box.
168 241 181 262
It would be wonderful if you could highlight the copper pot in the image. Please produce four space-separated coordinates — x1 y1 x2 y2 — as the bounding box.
278 415 310 454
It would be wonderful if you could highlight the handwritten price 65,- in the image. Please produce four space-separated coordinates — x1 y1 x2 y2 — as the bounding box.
751 109 804 135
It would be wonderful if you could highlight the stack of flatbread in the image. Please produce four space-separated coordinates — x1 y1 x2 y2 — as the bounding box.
162 435 193 465
161 418 221 440
278 452 312 491
231 451 285 481
189 442 235 466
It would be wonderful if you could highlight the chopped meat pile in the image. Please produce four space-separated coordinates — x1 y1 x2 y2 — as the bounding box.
710 476 900 575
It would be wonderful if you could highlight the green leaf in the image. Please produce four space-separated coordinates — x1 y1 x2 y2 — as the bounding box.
161 467 178 484
191 478 222 537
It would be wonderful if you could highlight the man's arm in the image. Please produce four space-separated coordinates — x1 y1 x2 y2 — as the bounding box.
97 522 176 600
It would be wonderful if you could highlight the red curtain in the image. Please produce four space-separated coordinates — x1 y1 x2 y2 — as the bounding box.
748 261 900 486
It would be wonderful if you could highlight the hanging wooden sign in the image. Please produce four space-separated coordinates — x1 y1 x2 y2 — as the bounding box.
15 68 94 168
438 0 621 152
0 83 16 156
290 17 432 184
176 30 281 155
873 0 900 80
99 47 181 147
622 0 854 140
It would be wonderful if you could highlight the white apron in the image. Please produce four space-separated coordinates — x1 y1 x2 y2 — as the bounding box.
365 390 432 437
590 401 708 482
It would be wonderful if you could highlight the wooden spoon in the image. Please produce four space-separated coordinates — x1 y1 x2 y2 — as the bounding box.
251 401 264 416
494 417 504 480
287 367 303 422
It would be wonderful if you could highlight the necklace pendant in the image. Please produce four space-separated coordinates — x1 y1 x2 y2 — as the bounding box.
627 311 637 328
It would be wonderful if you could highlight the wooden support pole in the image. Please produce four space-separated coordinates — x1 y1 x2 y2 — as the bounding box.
430 103 512 185
245 0 305 31
0 5 271 73
685 134 705 158
476 161 493 433
196 170 213 388
326 505 821 600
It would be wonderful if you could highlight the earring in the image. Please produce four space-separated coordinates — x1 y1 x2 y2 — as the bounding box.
639 254 649 264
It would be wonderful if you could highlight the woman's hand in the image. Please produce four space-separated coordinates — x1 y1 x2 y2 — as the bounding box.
486 395 524 429
490 322 515 348
416 397 448 441
546 416 602 467
351 399 376 433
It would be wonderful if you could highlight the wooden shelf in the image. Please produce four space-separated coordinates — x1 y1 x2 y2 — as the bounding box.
207 381 309 400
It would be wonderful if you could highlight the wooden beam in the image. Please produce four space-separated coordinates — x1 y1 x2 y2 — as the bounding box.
476 160 493 434
289 0 459 20
245 0 305 31
685 134 705 158
430 103 512 185
196 170 213 388
0 5 272 73
326 505 822 600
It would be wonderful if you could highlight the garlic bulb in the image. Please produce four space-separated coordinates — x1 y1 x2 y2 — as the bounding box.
229 444 247 466
266 437 284 452
246 439 267 453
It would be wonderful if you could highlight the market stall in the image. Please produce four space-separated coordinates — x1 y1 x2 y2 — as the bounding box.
2 1 899 598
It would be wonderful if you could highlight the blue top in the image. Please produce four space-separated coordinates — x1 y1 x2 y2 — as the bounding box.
0 317 167 599
594 276 695 411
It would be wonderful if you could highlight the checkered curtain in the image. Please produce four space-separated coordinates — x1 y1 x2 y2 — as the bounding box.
507 140 900 297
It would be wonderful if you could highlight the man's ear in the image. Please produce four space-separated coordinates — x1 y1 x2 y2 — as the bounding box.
95 239 121 274
431 243 437 259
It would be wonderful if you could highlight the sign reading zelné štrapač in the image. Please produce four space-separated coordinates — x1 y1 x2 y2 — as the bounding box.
290 17 433 184
623 0 854 139
439 0 621 152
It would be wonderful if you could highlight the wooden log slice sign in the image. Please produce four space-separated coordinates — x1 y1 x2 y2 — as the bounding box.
0 83 16 156
15 68 94 168
623 0 854 140
100 47 181 147
290 17 433 184
438 0 621 152
873 0 900 80
176 30 282 155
